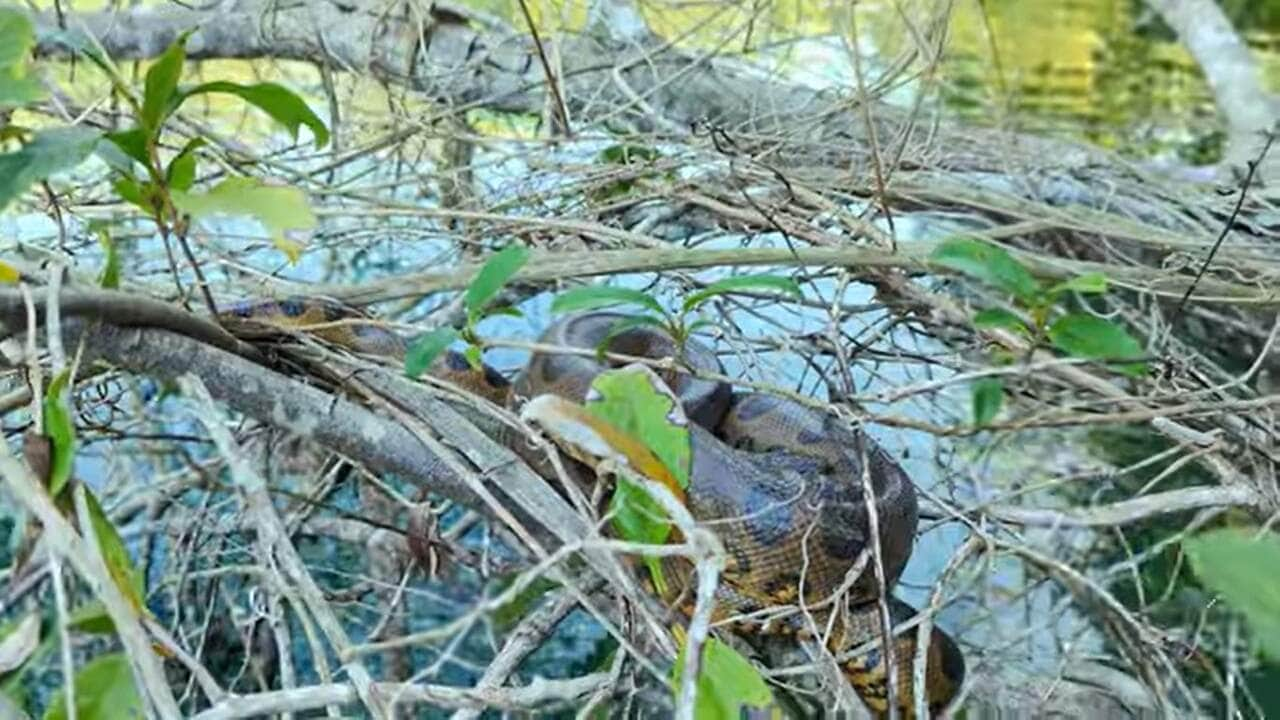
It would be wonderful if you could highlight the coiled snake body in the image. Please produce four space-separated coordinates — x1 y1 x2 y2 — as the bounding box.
221 298 965 717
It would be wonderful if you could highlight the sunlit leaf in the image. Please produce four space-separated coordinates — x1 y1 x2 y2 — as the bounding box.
140 32 192 134
931 237 1040 303
404 327 459 379
972 308 1027 334
43 653 143 720
0 128 102 213
1185 529 1280 660
971 378 1003 426
0 261 20 284
111 176 158 217
0 9 45 108
42 370 75 496
551 285 665 317
464 344 483 370
165 137 205 191
464 245 529 323
103 128 148 168
172 177 315 263
1047 272 1109 297
181 81 330 148
682 274 803 313
82 488 146 615
1047 313 1146 376
0 613 39 674
67 602 115 635
95 228 120 289
671 633 776 719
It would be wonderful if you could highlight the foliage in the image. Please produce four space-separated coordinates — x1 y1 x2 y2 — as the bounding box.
0 9 44 108
41 370 76 497
930 237 1146 425
671 631 777 719
404 244 529 376
42 653 143 720
1185 529 1280 661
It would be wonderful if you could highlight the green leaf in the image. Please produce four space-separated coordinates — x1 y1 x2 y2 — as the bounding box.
551 285 666 317
111 176 159 217
41 370 75 496
1047 272 1109 297
464 344 483 370
587 368 693 594
682 274 803 314
171 177 315 263
0 9 45 108
1185 529 1280 660
1047 313 1146 376
972 308 1027 334
96 228 121 289
103 129 149 168
930 238 1040 303
0 127 102 213
82 489 146 614
490 576 560 632
165 137 205 191
596 314 669 358
140 32 192 134
464 245 529 324
971 378 1003 426
67 602 116 635
404 327 459 379
0 261 19 284
671 635 776 719
43 653 143 720
181 81 330 148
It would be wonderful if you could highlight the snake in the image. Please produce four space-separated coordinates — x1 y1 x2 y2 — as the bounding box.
218 297 966 717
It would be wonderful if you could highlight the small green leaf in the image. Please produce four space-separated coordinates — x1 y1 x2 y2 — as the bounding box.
1185 529 1280 660
103 129 149 168
1047 272 1109 297
972 308 1027 334
480 305 523 320
464 344 483 370
181 81 330 148
551 285 666 317
490 576 560 632
971 378 1003 426
404 327 459 378
96 229 121 289
42 370 75 496
82 489 146 614
140 32 192 133
609 478 671 594
0 127 102 213
67 601 116 635
596 314 669 359
43 652 143 720
671 635 776 718
172 177 316 263
464 245 529 323
112 176 158 217
1047 313 1146 376
165 137 205 191
0 9 45 108
931 238 1040 303
682 274 803 314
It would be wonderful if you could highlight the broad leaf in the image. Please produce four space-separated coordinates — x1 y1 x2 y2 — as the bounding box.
166 137 205 191
1047 313 1146 376
463 344 483 370
182 81 330 148
112 176 159 217
404 327 459 379
551 285 666 317
972 308 1027 334
43 653 143 720
464 245 528 323
82 488 146 615
1185 529 1280 660
0 9 45 108
0 613 39 674
682 274 803 313
0 127 102 213
931 238 1040 303
67 602 116 635
141 32 191 133
42 370 75 496
971 378 1003 426
1047 272 1109 297
671 634 776 719
103 128 149 168
172 177 315 263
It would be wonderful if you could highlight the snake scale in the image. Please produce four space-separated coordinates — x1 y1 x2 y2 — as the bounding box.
220 297 965 717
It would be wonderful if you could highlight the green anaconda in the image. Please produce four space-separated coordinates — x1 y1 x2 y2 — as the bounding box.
219 297 965 717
